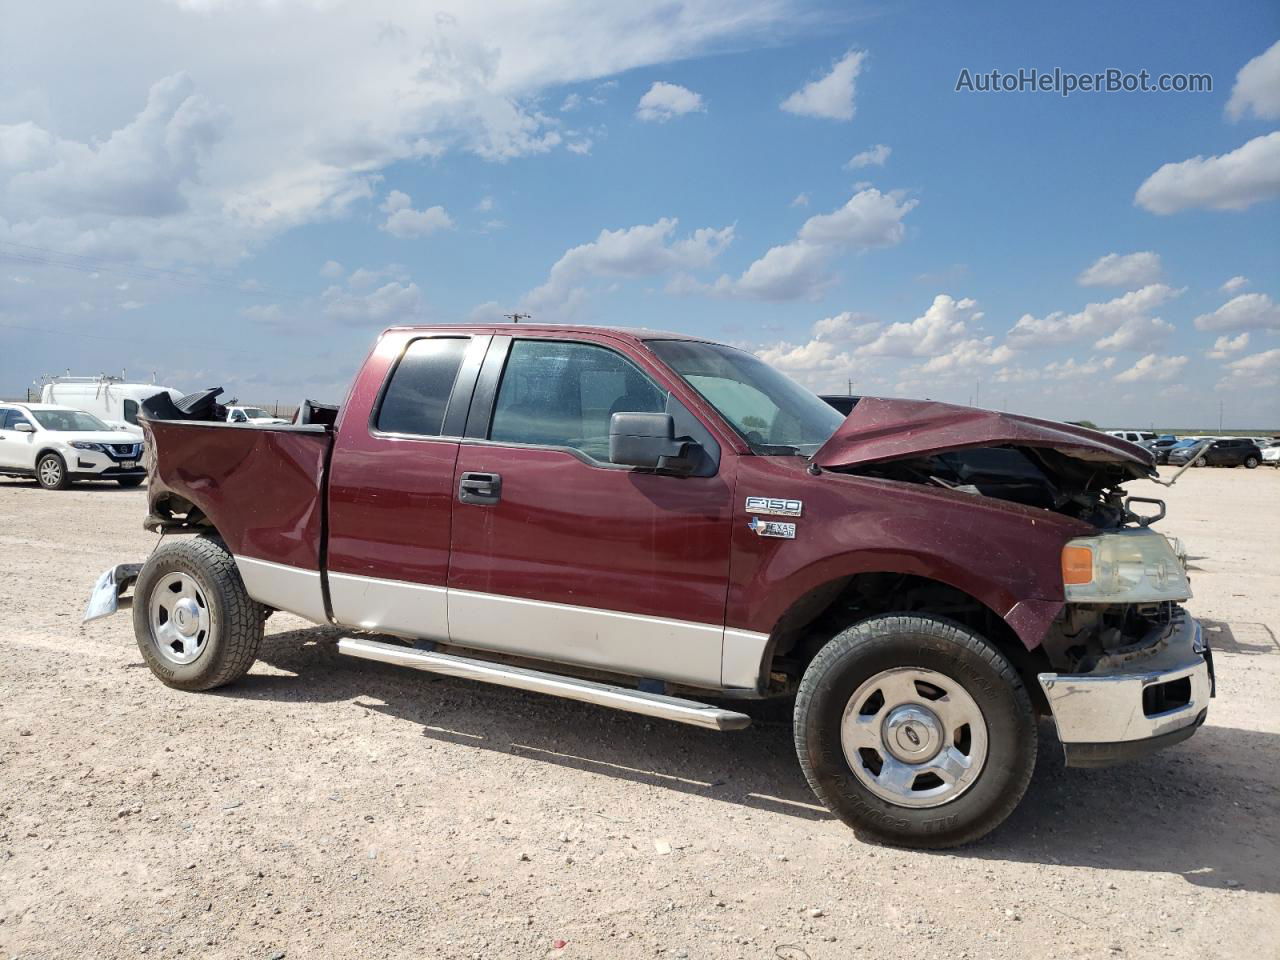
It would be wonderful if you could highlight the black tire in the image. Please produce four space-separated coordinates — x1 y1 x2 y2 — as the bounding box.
794 614 1037 849
36 452 71 490
116 476 144 488
132 536 264 691
1244 456 1259 469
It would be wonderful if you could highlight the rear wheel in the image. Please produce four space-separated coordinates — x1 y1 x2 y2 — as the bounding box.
794 614 1036 849
1244 456 1259 469
132 536 264 690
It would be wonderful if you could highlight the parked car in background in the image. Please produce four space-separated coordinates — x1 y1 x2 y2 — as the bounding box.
225 405 289 425
819 394 861 416
40 376 182 437
0 403 146 489
1258 439 1280 466
1149 436 1183 463
1107 429 1158 448
1167 437 1261 469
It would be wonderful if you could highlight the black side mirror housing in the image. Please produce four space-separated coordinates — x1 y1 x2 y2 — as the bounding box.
609 412 700 475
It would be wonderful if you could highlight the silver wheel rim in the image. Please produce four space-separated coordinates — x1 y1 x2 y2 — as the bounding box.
39 458 61 486
149 572 212 665
840 667 988 809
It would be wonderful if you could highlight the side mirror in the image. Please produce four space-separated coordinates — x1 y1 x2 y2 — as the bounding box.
14 422 34 433
609 412 700 475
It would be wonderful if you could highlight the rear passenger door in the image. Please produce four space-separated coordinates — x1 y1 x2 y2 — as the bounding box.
325 333 488 640
445 335 736 688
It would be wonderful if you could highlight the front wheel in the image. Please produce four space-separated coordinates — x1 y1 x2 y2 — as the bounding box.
132 536 264 690
1243 456 1259 469
36 452 71 490
794 614 1037 849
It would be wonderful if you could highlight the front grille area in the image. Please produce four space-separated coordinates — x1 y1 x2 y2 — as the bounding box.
107 443 142 458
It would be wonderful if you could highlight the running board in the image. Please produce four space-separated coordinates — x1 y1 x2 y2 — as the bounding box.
337 637 751 731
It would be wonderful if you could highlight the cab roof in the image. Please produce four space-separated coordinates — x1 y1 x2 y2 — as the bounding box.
382 323 717 345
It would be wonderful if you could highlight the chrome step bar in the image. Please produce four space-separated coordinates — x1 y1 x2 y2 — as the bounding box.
337 637 751 731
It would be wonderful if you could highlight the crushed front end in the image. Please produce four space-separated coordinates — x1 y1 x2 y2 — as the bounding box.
1037 528 1213 766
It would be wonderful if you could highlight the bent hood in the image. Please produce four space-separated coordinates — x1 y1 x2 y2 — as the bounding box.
812 397 1154 478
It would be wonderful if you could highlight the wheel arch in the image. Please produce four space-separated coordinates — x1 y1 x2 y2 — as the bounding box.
764 571 1053 711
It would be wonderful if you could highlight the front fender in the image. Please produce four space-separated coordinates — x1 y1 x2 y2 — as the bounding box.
726 459 1091 650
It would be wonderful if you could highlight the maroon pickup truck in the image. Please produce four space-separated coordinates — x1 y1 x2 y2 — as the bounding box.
86 324 1213 848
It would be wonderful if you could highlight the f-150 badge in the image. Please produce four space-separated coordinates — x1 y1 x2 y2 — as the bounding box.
744 497 802 517
748 517 796 539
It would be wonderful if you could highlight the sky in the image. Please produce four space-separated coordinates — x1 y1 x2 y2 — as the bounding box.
1 0 1278 428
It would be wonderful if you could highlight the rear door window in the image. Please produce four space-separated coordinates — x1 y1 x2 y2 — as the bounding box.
376 338 469 437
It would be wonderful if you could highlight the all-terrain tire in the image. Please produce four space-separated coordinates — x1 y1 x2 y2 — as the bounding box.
36 452 71 490
794 614 1037 849
132 536 264 691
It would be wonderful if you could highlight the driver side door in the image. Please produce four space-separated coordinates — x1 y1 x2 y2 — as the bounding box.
0 408 37 471
445 335 738 688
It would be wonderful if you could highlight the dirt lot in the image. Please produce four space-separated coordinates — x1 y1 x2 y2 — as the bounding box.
1 466 1277 959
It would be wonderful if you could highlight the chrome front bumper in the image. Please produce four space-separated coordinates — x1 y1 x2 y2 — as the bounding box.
1038 609 1213 767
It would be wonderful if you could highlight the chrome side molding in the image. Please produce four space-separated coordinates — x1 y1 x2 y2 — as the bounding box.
337 637 752 732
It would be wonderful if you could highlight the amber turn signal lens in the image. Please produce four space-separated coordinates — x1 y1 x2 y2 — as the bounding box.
1061 546 1094 585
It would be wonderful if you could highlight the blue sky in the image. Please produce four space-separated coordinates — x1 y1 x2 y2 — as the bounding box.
2 0 1278 427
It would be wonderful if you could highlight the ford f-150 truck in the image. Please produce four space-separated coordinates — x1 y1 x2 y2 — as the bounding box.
85 324 1213 848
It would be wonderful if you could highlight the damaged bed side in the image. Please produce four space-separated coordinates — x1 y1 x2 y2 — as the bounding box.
83 388 337 623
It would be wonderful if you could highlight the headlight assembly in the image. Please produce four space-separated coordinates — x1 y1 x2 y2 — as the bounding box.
70 441 106 452
1061 528 1192 603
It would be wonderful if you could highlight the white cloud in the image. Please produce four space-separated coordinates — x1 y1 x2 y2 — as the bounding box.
1007 284 1183 349
560 93 583 112
1221 275 1248 294
1193 292 1280 332
320 259 344 279
1043 356 1117 380
1135 132 1280 214
1226 40 1280 121
846 144 890 169
1207 332 1250 359
790 192 810 208
635 82 705 122
379 190 454 238
1225 347 1280 386
475 195 495 212
323 277 426 327
781 50 866 121
565 138 593 155
1094 315 1175 351
1114 353 1188 383
1077 251 1162 287
0 0 792 265
708 188 917 301
524 218 734 315
864 295 981 357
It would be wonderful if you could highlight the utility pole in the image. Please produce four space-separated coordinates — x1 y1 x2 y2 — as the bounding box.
504 312 531 324
847 378 853 397
1219 399 1224 434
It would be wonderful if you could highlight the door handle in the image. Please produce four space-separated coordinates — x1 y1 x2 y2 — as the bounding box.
458 471 502 505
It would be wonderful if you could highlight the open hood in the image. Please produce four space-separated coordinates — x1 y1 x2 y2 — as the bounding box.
813 398 1154 479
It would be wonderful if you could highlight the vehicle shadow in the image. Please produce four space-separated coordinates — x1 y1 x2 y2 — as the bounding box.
0 478 145 492
228 625 1279 893
1200 618 1279 655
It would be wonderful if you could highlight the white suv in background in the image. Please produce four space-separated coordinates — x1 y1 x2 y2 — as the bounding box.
0 403 146 490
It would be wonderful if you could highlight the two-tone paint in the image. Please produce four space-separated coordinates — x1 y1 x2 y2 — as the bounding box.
142 323 1121 694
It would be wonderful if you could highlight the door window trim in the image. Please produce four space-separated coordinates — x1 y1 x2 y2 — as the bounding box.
464 335 721 474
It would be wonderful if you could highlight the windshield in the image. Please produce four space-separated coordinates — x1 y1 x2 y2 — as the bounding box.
32 409 110 432
240 407 270 418
647 339 845 455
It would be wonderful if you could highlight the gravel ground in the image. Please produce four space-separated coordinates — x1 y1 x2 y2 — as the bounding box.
1 466 1277 959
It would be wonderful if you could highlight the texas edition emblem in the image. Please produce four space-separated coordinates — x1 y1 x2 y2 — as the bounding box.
744 496 802 517
748 517 796 539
